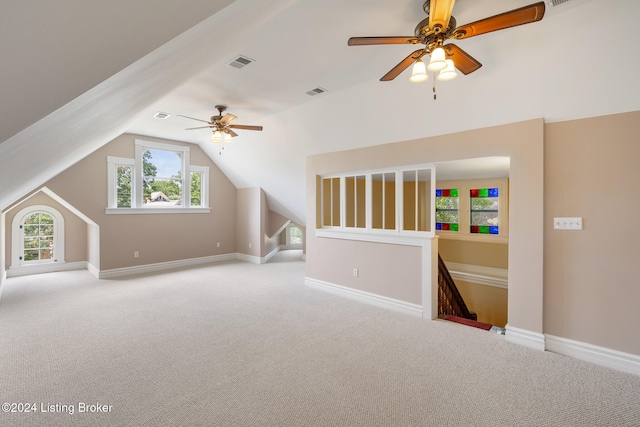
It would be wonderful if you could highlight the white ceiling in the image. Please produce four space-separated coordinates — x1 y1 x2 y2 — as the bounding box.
2 0 640 224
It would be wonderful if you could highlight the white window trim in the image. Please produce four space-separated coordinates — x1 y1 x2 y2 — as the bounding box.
317 164 437 244
190 165 209 208
11 205 65 268
435 178 509 244
285 223 303 248
106 140 211 214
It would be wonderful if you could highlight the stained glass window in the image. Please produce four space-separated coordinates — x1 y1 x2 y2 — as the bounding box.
436 188 459 232
470 188 499 234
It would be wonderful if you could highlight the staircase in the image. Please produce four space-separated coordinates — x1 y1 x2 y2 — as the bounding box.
437 254 505 334
437 253 477 321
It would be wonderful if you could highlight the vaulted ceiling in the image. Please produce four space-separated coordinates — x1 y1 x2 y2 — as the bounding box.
2 0 639 225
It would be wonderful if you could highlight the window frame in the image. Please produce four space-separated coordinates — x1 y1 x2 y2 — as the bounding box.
11 205 65 267
106 139 210 214
435 178 509 243
317 164 436 244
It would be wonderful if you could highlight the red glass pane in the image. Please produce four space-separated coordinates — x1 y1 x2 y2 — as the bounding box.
470 189 479 198
442 189 450 197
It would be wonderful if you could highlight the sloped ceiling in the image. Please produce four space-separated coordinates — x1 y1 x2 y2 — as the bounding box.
2 0 640 225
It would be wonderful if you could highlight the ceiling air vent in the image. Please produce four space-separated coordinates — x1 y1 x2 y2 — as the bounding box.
229 55 254 69
306 87 328 97
154 112 170 119
548 0 570 6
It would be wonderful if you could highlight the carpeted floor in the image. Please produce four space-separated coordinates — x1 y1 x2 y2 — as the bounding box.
1 250 639 426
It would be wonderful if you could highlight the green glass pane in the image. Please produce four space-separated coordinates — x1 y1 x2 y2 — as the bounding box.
479 188 489 198
23 225 38 236
450 188 458 197
24 250 39 261
479 226 490 234
40 225 54 236
450 223 459 231
24 214 40 225
40 237 54 248
24 237 39 249
40 214 54 224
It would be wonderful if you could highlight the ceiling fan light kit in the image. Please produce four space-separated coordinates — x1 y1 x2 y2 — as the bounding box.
348 0 546 97
179 105 263 152
409 59 429 82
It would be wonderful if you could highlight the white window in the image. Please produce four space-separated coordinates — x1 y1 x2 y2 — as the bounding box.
317 164 435 236
12 205 65 267
107 140 210 214
286 224 303 248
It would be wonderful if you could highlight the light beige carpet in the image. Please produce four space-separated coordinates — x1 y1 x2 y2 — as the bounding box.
1 250 639 426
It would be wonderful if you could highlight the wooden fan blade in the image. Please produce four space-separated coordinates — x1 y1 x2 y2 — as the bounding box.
444 44 482 75
177 114 211 124
381 49 426 81
229 124 263 131
227 129 239 137
452 1 545 40
185 126 214 130
348 36 420 46
220 113 237 125
429 0 456 32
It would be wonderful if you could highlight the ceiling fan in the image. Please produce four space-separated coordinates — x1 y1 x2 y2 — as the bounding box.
348 0 545 85
179 105 263 144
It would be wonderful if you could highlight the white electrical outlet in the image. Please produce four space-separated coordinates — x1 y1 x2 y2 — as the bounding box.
353 268 359 277
249 243 252 249
134 251 139 258
217 242 221 248
553 217 583 230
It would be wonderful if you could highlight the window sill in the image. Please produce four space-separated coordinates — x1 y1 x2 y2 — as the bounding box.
316 228 434 247
106 207 211 215
436 231 508 244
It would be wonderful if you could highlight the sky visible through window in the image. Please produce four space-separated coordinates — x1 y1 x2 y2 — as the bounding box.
148 149 181 178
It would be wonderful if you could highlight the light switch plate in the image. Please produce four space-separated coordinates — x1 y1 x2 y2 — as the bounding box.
553 217 583 230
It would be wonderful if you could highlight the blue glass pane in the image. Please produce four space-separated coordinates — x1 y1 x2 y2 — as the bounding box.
435 189 442 197
436 223 442 230
489 226 499 234
489 188 499 197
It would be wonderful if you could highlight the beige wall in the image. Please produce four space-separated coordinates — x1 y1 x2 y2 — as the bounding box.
456 280 508 328
32 133 237 271
544 111 640 355
438 239 508 269
308 118 544 334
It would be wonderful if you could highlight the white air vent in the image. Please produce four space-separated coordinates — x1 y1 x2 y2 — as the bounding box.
229 55 254 69
306 87 328 96
154 112 170 119
548 0 570 6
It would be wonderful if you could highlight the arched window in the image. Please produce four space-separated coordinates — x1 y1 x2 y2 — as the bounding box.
12 205 65 267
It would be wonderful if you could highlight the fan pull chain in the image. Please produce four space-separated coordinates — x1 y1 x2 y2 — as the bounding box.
433 73 437 100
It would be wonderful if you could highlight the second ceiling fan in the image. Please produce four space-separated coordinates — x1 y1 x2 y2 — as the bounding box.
348 0 545 83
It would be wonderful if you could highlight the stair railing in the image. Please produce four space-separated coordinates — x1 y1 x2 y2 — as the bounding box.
437 253 477 321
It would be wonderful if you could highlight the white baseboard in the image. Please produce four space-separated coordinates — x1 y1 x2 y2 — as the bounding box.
235 253 263 265
87 263 100 279
263 246 281 263
305 277 423 317
7 261 87 278
505 324 546 351
0 269 6 302
545 334 640 377
99 254 238 279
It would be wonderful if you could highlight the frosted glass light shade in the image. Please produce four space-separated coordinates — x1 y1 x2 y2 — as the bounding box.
211 131 222 143
409 59 429 83
224 132 233 143
437 59 457 81
427 47 447 72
